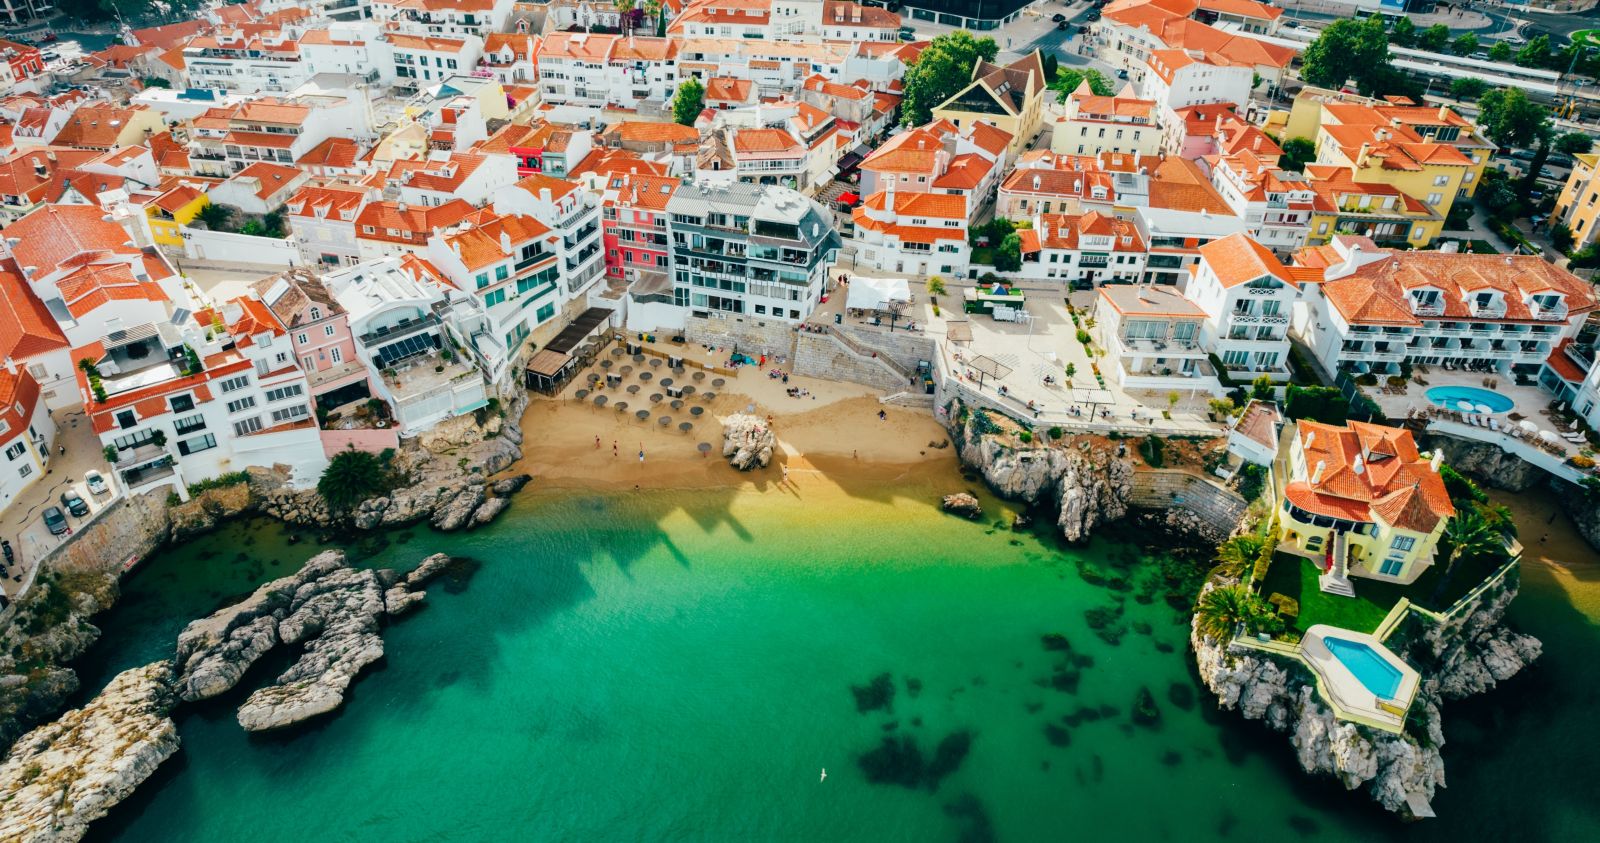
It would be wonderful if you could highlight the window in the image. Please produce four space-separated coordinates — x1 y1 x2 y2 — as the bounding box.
219 375 250 393
1390 535 1416 552
1379 557 1405 576
536 302 556 322
271 404 310 424
330 347 342 364
116 410 138 429
169 394 195 413
226 396 257 413
176 433 217 456
18 463 31 479
265 384 304 402
4 442 23 460
173 414 206 435
233 417 263 436
323 325 336 337
310 307 321 320
496 265 509 281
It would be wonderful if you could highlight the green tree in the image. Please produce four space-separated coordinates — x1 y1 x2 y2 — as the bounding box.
1299 17 1390 92
195 202 233 232
1556 131 1594 156
1552 222 1575 253
1479 87 1554 194
1388 17 1416 48
993 232 1023 272
1051 68 1114 101
1488 41 1513 62
1042 53 1058 81
1449 77 1488 101
1250 374 1275 403
1416 24 1451 54
141 76 171 89
900 31 999 126
317 448 391 513
1194 585 1280 641
1451 32 1479 57
1283 385 1349 424
1429 508 1506 607
1279 137 1316 171
926 275 946 297
1216 535 1266 576
671 77 705 126
1516 35 1551 69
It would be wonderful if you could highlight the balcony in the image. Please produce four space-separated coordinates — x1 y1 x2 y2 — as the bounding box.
113 441 169 470
1564 342 1596 374
1529 303 1568 322
359 313 441 348
120 456 176 492
1228 311 1289 327
514 250 554 271
1410 301 1444 317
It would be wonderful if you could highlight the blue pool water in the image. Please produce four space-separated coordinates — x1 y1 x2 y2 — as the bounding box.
1324 637 1403 699
1425 385 1514 413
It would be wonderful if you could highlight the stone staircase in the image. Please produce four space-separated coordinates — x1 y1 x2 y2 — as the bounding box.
1318 531 1357 597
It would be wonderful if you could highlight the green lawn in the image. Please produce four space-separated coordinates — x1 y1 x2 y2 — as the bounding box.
1259 547 1515 636
971 246 994 266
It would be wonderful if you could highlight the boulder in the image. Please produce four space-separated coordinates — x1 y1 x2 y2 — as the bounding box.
0 662 179 843
722 413 776 470
941 493 983 519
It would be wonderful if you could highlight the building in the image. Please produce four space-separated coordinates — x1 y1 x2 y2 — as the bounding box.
1051 81 1159 158
0 366 53 512
851 189 969 278
1188 233 1302 382
354 198 479 261
207 162 311 215
382 151 519 208
492 172 608 305
1094 283 1222 394
1280 420 1455 590
254 268 369 413
387 32 483 92
1227 398 1281 467
1131 205 1248 288
631 181 838 331
1017 211 1147 286
1291 240 1599 380
1282 90 1493 200
50 104 167 152
1141 49 1254 125
1303 165 1444 249
1310 105 1474 246
1553 152 1600 252
480 32 540 85
143 183 210 250
930 51 1047 161
1209 150 1315 254
599 171 680 286
286 184 377 268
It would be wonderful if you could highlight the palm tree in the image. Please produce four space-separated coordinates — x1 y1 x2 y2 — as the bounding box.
1428 508 1505 608
195 202 232 232
1194 584 1257 642
317 448 391 513
1216 535 1266 575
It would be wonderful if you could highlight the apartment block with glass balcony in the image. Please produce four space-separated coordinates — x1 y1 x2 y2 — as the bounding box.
1094 283 1222 394
1291 238 1599 380
655 181 840 331
1186 233 1302 382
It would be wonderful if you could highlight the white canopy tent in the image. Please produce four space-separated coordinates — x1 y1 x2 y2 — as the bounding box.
846 276 911 313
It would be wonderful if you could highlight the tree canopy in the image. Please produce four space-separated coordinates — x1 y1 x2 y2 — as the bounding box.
1488 41 1513 63
1515 35 1551 69
671 77 705 126
1448 77 1488 102
317 448 393 513
1299 18 1390 93
1450 33 1479 57
1387 17 1416 48
1556 131 1595 156
900 31 999 127
1416 24 1451 54
993 232 1023 273
1051 68 1114 102
1477 87 1551 150
1279 137 1316 172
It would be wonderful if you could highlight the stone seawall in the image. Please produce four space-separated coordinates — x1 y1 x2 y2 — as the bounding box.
831 325 935 379
792 331 906 392
1127 469 1248 544
684 314 796 359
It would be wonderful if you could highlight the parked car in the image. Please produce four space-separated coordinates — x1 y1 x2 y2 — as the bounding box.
42 506 68 536
85 470 108 496
1116 69 1129 79
1547 154 1576 170
1087 9 1101 20
1510 149 1538 162
1052 12 1066 21
1057 20 1070 30
1284 20 1300 29
60 489 89 517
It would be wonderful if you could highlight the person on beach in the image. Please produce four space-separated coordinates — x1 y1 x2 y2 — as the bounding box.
613 441 619 457
639 447 646 463
595 435 601 449
782 465 789 484
878 409 887 421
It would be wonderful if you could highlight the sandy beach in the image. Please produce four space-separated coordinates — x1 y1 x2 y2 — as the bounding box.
511 355 956 492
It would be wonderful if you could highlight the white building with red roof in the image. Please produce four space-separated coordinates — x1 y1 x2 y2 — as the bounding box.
492 172 607 302
207 161 311 215
1290 239 1599 382
851 187 969 278
1281 419 1456 589
286 183 379 268
374 0 515 39
1209 149 1315 254
1052 80 1159 158
0 360 52 510
182 27 311 94
1017 211 1147 285
1092 282 1222 394
1189 232 1304 382
0 266 71 409
858 119 1009 224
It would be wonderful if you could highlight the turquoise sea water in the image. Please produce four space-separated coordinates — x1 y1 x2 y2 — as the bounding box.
71 481 1600 842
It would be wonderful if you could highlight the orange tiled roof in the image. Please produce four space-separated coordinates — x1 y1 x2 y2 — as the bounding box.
1287 420 1453 533
1198 232 1289 288
0 266 68 360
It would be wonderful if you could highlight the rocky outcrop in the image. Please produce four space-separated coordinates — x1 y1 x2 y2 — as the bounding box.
1418 432 1544 492
258 395 530 532
0 570 118 753
1191 571 1539 820
0 661 178 843
1558 491 1600 553
941 493 982 519
167 482 256 542
948 402 1133 542
173 549 460 732
722 413 776 470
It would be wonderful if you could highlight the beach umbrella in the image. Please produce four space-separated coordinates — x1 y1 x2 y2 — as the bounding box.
593 395 608 407
640 371 653 382
681 385 696 395
574 389 590 400
601 359 613 369
701 392 716 401
649 358 662 368
1474 403 1494 415
672 367 686 376
660 377 674 387
659 416 672 427
614 401 628 413
679 422 693 433
1540 430 1561 444
587 372 601 382
698 442 712 457
610 347 624 356
671 400 684 410
1456 400 1473 412
693 371 706 382
636 410 651 421
690 406 704 417
712 378 726 388
627 384 640 394
1519 420 1539 434
621 365 634 375
632 354 645 363
650 394 663 403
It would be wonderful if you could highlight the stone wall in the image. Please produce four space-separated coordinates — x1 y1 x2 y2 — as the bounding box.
832 324 936 379
792 330 907 392
684 314 797 360
48 491 174 579
1127 468 1248 543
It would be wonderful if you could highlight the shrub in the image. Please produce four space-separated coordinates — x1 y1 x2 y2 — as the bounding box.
1138 435 1165 467
1438 463 1487 505
1018 430 1033 443
1236 463 1267 502
1075 329 1092 345
1048 426 1063 439
317 447 393 512
1570 454 1596 469
1284 385 1349 424
103 444 119 464
1355 372 1379 387
1250 374 1275 403
187 471 250 497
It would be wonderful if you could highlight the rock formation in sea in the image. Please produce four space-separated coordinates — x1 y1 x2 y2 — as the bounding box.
1418 431 1600 552
0 661 178 843
946 401 1133 542
0 570 120 753
1190 572 1539 820
722 413 776 470
174 550 459 731
941 493 982 519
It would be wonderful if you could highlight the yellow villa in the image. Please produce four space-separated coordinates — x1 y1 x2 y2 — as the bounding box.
1279 420 1455 595
1553 152 1600 251
144 183 209 248
1280 89 1493 199
931 50 1048 161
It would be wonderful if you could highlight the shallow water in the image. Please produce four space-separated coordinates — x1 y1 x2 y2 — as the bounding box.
73 479 1600 842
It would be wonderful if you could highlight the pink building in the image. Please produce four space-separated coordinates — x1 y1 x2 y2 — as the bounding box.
599 171 680 284
252 268 369 410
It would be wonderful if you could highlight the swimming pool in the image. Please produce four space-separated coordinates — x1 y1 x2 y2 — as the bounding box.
1425 385 1514 414
1323 636 1403 700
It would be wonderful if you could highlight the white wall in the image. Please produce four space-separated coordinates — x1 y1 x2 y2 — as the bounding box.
183 228 304 266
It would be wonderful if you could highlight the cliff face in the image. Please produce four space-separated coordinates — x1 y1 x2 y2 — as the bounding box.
1191 573 1539 820
0 661 179 843
0 571 119 752
1558 493 1600 553
949 404 1133 542
1419 433 1544 492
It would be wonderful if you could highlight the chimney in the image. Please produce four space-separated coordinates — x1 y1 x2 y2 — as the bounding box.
540 187 552 204
397 201 408 213
3 356 15 374
1430 451 1442 473
1352 454 1365 476
500 231 511 253
1033 174 1042 190
1311 459 1326 485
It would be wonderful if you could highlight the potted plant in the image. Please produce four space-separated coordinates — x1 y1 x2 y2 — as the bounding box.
150 430 167 448
103 444 119 463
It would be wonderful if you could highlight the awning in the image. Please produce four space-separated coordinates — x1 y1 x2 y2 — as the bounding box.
838 191 860 205
837 151 864 172
526 349 573 378
945 320 973 343
545 307 614 355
